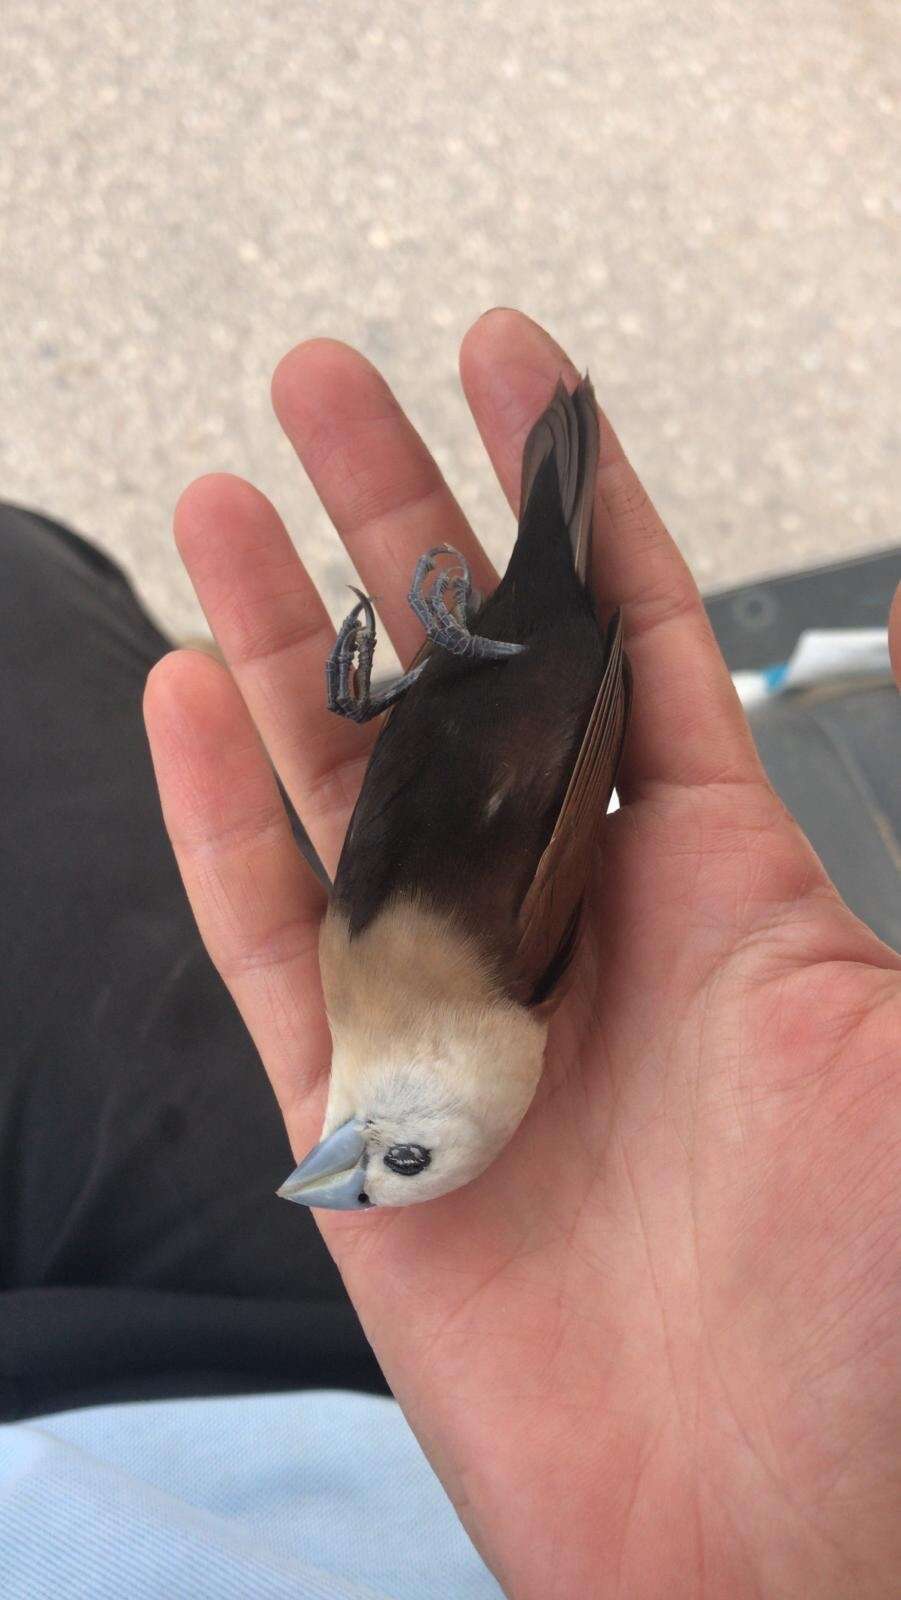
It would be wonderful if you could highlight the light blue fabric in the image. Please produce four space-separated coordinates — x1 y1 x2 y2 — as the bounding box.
0 1390 503 1599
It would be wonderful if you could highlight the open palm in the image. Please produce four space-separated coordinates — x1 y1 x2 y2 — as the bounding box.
145 309 901 1599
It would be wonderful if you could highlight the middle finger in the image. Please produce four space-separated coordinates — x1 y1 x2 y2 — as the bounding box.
271 337 498 663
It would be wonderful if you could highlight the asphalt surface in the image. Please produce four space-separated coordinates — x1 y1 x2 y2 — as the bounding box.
2 1 898 641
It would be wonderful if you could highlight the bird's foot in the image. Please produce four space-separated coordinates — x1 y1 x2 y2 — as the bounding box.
326 545 523 722
408 545 524 661
326 588 425 723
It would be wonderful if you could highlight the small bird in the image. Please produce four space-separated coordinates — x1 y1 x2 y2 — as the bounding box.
278 375 631 1210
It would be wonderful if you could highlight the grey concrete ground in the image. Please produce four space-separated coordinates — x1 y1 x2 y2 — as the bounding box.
1 1 898 642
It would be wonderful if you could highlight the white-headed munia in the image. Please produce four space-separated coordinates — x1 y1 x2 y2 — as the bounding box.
278 376 630 1210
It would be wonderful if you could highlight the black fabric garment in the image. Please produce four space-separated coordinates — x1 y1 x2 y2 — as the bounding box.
0 504 386 1422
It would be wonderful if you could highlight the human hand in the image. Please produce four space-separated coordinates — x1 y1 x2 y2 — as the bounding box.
144 310 901 1600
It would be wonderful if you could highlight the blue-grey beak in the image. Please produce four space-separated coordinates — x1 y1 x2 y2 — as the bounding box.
276 1118 370 1210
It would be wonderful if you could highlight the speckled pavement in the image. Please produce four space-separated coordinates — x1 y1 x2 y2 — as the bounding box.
2 1 898 642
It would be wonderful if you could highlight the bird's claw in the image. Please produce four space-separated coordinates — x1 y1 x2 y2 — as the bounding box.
326 545 523 723
326 587 426 723
408 545 524 661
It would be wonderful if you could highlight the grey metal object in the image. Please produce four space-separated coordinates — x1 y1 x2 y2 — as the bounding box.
704 547 901 674
705 548 901 953
750 680 900 952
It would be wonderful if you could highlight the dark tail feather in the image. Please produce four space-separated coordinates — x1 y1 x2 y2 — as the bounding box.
518 375 599 585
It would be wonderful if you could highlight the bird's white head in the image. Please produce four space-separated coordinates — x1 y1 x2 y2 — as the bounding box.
277 900 548 1210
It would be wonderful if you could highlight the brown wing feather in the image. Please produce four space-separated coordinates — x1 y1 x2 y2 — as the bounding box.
519 375 599 584
514 608 631 1007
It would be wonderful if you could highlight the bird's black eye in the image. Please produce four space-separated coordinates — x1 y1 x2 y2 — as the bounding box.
384 1143 431 1176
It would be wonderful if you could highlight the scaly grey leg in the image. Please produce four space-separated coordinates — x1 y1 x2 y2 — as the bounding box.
326 546 522 722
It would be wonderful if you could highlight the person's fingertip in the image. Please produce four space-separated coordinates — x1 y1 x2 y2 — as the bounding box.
460 309 580 460
468 305 530 336
143 648 234 747
144 647 191 719
174 474 274 560
143 651 192 775
462 308 576 385
464 305 560 347
271 338 391 438
272 335 360 388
